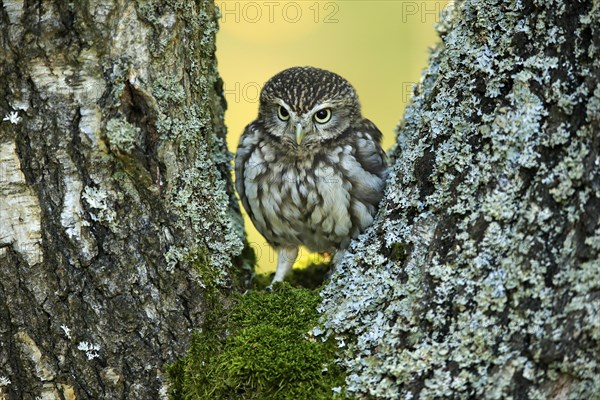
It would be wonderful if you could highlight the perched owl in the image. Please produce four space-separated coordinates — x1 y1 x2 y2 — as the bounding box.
235 66 387 286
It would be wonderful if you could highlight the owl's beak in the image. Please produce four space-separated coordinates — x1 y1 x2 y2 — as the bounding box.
295 123 306 145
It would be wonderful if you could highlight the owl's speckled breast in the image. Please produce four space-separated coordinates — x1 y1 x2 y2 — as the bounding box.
240 137 381 252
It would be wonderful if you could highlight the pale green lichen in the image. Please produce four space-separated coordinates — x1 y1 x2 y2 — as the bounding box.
82 186 117 228
105 117 141 153
152 75 186 107
318 1 600 398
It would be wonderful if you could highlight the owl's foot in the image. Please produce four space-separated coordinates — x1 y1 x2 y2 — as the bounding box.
270 246 299 286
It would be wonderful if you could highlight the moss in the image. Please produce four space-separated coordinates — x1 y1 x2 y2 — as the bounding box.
185 246 218 289
252 262 332 291
388 242 406 262
167 283 346 400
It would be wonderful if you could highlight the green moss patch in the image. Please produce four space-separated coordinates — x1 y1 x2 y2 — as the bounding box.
167 282 346 399
252 262 332 291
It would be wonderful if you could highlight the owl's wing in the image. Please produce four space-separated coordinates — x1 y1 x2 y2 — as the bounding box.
234 122 261 221
353 118 388 181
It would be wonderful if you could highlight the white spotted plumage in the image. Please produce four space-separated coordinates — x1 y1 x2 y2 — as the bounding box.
235 66 387 286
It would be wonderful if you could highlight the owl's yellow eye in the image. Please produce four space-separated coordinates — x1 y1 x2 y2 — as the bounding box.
313 108 332 124
278 106 290 121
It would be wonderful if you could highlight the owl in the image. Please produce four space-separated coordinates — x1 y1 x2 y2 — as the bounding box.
235 66 387 286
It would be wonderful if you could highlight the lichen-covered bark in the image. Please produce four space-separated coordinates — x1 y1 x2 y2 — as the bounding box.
0 1 248 398
319 1 600 399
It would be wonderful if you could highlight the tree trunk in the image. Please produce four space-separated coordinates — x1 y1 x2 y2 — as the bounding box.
0 1 248 398
319 1 600 399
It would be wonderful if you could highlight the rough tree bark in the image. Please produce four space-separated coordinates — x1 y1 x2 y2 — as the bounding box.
319 1 599 399
0 1 248 398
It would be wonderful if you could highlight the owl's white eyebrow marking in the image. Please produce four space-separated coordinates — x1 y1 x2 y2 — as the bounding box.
306 102 333 116
275 99 298 119
275 99 291 110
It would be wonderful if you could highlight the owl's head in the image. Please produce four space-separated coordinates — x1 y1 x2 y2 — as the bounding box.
258 66 361 147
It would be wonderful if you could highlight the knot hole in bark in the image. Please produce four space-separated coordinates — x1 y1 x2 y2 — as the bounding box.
118 80 164 191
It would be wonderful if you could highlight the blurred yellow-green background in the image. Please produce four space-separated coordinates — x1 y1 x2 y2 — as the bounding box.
216 0 449 273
